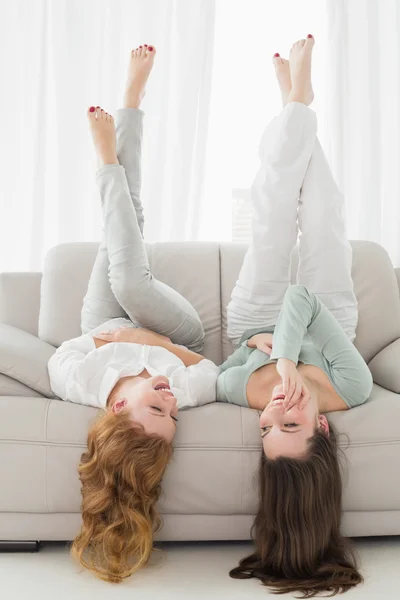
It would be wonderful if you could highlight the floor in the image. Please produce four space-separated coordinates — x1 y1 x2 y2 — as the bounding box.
1 537 399 599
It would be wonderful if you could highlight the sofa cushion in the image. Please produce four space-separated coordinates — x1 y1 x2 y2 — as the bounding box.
0 385 399 516
38 242 222 366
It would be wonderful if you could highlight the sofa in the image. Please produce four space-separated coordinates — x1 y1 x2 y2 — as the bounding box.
1 239 400 552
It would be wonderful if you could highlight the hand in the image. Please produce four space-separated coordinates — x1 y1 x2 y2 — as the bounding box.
275 358 312 411
247 333 273 354
95 327 171 346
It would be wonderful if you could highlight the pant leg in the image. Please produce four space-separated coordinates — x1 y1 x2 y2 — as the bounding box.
96 164 204 352
227 102 318 347
81 108 146 333
81 108 204 351
296 138 358 342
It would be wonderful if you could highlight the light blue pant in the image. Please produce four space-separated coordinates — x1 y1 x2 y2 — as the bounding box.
80 108 204 353
227 102 358 348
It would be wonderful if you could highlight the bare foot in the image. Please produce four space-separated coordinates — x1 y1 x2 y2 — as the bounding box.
87 106 119 167
123 44 156 109
272 54 291 107
287 35 315 106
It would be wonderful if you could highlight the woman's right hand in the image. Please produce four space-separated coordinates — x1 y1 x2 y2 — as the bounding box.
275 357 311 410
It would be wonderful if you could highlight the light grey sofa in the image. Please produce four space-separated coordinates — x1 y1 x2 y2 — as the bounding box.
1 239 400 552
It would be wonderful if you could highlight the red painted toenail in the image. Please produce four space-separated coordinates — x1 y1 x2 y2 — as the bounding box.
274 53 280 57
148 46 154 51
307 34 313 38
144 44 148 46
89 106 95 112
139 46 142 48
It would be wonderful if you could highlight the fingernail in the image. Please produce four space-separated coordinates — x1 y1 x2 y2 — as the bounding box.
148 46 154 51
307 34 313 38
89 106 95 112
274 53 280 57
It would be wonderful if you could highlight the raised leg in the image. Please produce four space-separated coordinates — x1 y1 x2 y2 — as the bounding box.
80 107 145 333
227 102 318 347
80 46 204 352
96 163 204 351
296 138 358 341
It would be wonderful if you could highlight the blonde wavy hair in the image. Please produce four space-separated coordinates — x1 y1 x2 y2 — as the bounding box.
70 407 173 583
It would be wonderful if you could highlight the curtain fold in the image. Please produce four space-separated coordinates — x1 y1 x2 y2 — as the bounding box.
326 0 400 267
0 0 216 271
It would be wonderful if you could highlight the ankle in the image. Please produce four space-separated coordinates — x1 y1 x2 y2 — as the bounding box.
123 88 142 110
287 90 308 105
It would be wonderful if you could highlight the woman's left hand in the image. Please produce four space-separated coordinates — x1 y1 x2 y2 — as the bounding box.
95 327 171 346
247 333 273 354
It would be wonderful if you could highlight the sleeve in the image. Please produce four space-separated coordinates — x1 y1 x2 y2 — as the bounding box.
169 358 220 409
219 344 247 372
47 335 143 409
270 284 373 406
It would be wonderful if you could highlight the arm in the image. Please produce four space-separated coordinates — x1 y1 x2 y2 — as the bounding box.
270 284 373 406
219 344 247 372
159 341 205 367
48 335 144 408
95 327 206 367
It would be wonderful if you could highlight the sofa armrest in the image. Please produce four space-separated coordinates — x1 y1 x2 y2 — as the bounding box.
0 272 42 336
368 338 400 394
0 323 56 398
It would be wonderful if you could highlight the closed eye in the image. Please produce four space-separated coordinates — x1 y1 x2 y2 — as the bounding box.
261 423 299 436
151 406 179 423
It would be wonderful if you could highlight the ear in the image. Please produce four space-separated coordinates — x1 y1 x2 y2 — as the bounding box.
111 398 128 414
318 414 330 436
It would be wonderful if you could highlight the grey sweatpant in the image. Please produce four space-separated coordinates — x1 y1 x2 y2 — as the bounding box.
80 108 204 353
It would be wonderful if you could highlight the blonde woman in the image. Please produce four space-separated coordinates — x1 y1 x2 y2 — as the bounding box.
48 45 219 583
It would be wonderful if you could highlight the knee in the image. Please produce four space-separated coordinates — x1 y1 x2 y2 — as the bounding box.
110 273 151 311
177 321 205 354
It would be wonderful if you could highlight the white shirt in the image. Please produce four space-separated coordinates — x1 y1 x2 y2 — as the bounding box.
47 318 220 410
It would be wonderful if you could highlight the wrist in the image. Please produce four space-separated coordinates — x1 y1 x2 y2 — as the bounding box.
247 336 257 348
277 357 297 367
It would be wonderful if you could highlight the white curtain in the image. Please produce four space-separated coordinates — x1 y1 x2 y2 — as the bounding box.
0 0 216 271
325 0 400 267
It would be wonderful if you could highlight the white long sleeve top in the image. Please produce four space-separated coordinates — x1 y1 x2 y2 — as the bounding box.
48 318 220 410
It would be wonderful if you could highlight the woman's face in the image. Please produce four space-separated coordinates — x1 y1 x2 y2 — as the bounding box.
110 375 178 443
259 382 329 459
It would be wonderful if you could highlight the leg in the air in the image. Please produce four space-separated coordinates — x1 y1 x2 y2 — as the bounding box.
227 36 317 348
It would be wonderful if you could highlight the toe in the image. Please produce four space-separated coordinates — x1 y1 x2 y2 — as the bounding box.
88 106 96 118
305 35 315 48
147 44 155 55
272 52 280 64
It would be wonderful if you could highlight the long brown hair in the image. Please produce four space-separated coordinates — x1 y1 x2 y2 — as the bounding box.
69 408 172 583
230 427 362 597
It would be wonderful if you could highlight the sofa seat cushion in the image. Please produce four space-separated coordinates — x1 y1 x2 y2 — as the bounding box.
0 385 398 516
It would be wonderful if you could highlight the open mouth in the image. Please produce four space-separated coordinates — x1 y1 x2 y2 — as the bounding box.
154 383 171 392
272 394 285 401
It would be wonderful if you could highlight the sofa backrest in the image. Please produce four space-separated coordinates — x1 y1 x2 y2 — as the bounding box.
38 240 400 365
38 242 223 366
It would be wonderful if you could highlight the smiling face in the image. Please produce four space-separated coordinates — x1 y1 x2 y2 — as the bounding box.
109 375 179 443
259 381 329 459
